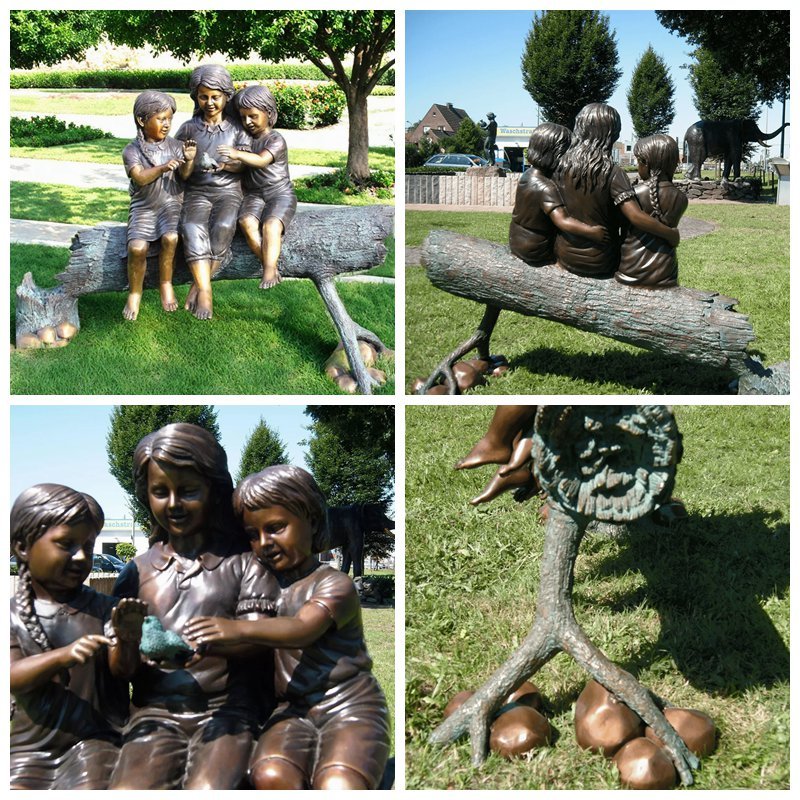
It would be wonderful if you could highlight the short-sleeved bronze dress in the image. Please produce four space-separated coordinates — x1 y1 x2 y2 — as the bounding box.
10 588 129 789
175 117 250 264
122 137 185 244
110 539 277 790
508 169 565 266
238 130 297 232
250 562 390 789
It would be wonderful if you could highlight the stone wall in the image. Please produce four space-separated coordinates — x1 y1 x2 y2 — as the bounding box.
406 173 763 206
405 173 521 206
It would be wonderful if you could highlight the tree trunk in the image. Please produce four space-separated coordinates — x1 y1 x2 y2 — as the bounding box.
422 230 756 376
58 206 393 294
346 91 371 182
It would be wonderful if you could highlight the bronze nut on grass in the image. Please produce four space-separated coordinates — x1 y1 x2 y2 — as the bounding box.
453 360 486 392
443 690 475 719
367 367 386 385
490 705 552 759
409 377 426 393
645 707 717 757
574 680 645 756
16 333 43 350
56 322 78 340
36 326 57 344
426 384 449 395
334 374 358 394
506 680 544 712
613 737 677 789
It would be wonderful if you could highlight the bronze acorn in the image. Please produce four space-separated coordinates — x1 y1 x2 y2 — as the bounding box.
453 361 486 392
489 705 551 758
574 680 645 756
506 680 544 712
443 690 475 719
613 737 677 789
645 707 717 757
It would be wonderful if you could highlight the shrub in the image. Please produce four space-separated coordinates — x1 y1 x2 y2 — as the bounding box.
10 63 330 90
11 114 112 147
114 542 137 562
298 168 394 199
405 166 464 176
377 66 395 86
307 83 346 127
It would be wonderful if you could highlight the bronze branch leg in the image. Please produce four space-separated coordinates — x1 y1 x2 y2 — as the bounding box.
429 504 699 784
419 304 501 394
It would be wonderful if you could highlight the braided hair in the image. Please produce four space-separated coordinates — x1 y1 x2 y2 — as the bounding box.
133 423 239 547
633 135 680 221
11 484 104 652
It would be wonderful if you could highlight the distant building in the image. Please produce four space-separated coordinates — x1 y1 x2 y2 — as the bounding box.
407 102 470 146
96 517 148 556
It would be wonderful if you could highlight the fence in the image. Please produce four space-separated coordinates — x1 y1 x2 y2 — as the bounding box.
10 572 119 596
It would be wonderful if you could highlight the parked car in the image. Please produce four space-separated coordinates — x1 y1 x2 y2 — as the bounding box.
92 553 125 573
423 153 489 170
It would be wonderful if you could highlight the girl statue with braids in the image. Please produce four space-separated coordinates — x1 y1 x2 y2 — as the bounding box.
122 91 192 321
175 65 251 320
108 423 276 790
615 134 688 288
555 103 681 278
10 484 147 789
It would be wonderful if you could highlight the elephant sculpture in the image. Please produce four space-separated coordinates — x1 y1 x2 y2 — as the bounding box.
683 118 789 181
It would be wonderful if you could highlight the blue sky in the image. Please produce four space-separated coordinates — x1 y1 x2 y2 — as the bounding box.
406 10 790 157
10 405 312 519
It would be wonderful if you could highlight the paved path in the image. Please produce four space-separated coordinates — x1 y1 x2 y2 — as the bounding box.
10 157 333 191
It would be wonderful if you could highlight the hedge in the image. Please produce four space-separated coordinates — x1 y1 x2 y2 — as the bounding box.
11 63 395 90
11 115 112 147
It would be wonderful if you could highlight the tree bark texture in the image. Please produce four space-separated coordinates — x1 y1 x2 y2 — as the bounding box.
58 206 393 295
422 230 756 376
15 273 79 340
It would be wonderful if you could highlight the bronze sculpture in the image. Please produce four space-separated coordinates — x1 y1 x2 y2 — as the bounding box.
109 423 274 789
430 406 701 787
122 91 187 320
616 134 688 287
184 465 391 790
683 118 790 182
10 484 146 790
482 112 498 165
230 85 298 289
175 65 250 320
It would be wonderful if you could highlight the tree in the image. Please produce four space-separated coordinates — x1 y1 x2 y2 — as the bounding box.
451 118 486 156
106 405 220 528
689 48 760 122
115 542 137 562
656 11 789 106
103 10 394 182
10 10 105 69
304 406 394 559
521 10 621 129
627 46 675 138
235 418 289 483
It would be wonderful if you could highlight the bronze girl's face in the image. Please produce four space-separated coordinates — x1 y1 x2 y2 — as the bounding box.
239 107 269 137
19 521 97 601
242 504 315 573
196 85 227 118
147 460 212 543
140 109 174 142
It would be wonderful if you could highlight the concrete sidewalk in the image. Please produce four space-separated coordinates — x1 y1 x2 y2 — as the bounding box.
11 157 333 191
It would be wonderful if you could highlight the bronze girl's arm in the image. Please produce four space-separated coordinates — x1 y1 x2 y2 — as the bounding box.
619 199 680 248
11 635 112 693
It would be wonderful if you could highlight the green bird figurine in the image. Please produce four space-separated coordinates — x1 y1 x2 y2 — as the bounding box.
140 615 194 663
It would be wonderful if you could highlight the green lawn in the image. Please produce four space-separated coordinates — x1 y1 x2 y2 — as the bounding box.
406 205 789 394
405 404 789 790
364 606 396 752
11 138 395 172
12 90 196 116
10 243 395 395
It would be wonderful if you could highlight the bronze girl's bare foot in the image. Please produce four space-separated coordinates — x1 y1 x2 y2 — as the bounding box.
192 289 213 320
123 293 142 321
259 270 282 290
160 282 178 312
185 283 199 312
